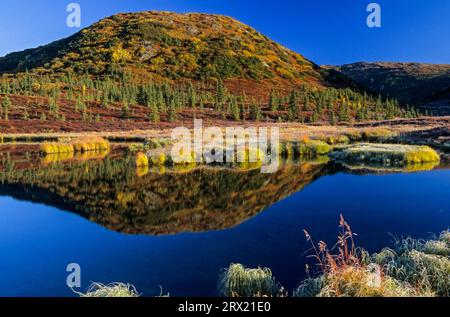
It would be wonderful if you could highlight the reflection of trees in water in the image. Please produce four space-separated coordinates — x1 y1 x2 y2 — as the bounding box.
0 153 330 235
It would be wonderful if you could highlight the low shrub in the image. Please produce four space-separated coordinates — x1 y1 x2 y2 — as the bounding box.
71 136 110 152
135 152 149 167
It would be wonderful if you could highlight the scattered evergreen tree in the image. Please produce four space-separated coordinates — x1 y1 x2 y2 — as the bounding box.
1 96 11 121
149 102 160 123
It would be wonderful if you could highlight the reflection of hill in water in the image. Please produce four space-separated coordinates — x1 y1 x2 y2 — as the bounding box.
0 155 329 235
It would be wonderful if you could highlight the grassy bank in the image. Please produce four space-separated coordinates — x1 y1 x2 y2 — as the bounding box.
332 143 440 165
219 217 450 297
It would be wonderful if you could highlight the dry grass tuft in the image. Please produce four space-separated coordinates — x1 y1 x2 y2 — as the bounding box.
374 231 450 296
217 263 283 297
295 215 439 297
77 283 140 297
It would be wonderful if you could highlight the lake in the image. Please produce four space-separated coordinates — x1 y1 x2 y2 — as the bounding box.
0 149 449 296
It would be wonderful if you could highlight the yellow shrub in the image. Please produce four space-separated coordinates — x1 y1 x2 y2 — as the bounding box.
71 137 110 153
111 45 132 64
150 152 166 166
405 146 440 164
40 143 74 155
135 152 149 167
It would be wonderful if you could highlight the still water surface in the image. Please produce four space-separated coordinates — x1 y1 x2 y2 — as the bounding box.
0 153 449 296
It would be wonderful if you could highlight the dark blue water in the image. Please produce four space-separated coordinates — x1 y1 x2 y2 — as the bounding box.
0 169 449 297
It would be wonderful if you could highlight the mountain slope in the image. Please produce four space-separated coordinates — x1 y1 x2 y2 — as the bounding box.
0 11 348 89
331 62 450 115
0 12 414 133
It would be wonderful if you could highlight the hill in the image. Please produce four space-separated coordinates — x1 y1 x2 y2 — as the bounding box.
0 11 344 88
0 11 416 133
331 62 450 115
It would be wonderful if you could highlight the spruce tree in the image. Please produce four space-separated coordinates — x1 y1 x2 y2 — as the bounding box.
288 90 298 121
1 96 11 121
149 103 160 123
269 89 278 111
168 99 177 122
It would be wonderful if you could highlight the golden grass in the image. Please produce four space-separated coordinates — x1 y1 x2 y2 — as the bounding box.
40 143 74 155
71 136 110 152
40 137 110 155
316 134 350 145
308 266 431 297
135 152 149 167
297 140 331 156
362 128 398 141
293 215 438 297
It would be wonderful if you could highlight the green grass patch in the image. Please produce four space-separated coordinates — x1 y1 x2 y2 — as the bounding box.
333 143 440 165
297 140 331 156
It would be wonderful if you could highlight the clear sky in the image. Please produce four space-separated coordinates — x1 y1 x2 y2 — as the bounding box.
0 0 449 65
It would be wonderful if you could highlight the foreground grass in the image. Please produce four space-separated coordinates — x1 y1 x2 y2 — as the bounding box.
217 264 284 297
219 217 449 297
76 283 140 297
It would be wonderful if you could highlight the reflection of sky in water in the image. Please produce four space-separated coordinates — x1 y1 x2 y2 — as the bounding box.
0 169 449 297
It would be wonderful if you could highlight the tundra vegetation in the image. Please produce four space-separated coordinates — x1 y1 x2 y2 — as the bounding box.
331 144 440 166
72 220 450 297
40 136 110 154
218 217 450 297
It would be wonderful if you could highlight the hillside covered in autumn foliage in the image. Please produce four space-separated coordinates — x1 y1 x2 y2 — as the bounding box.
0 11 420 133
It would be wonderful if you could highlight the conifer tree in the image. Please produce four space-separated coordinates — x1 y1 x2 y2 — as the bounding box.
1 96 11 121
149 102 160 123
168 99 177 122
269 89 278 111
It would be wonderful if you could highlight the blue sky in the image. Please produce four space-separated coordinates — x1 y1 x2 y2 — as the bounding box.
0 0 449 65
